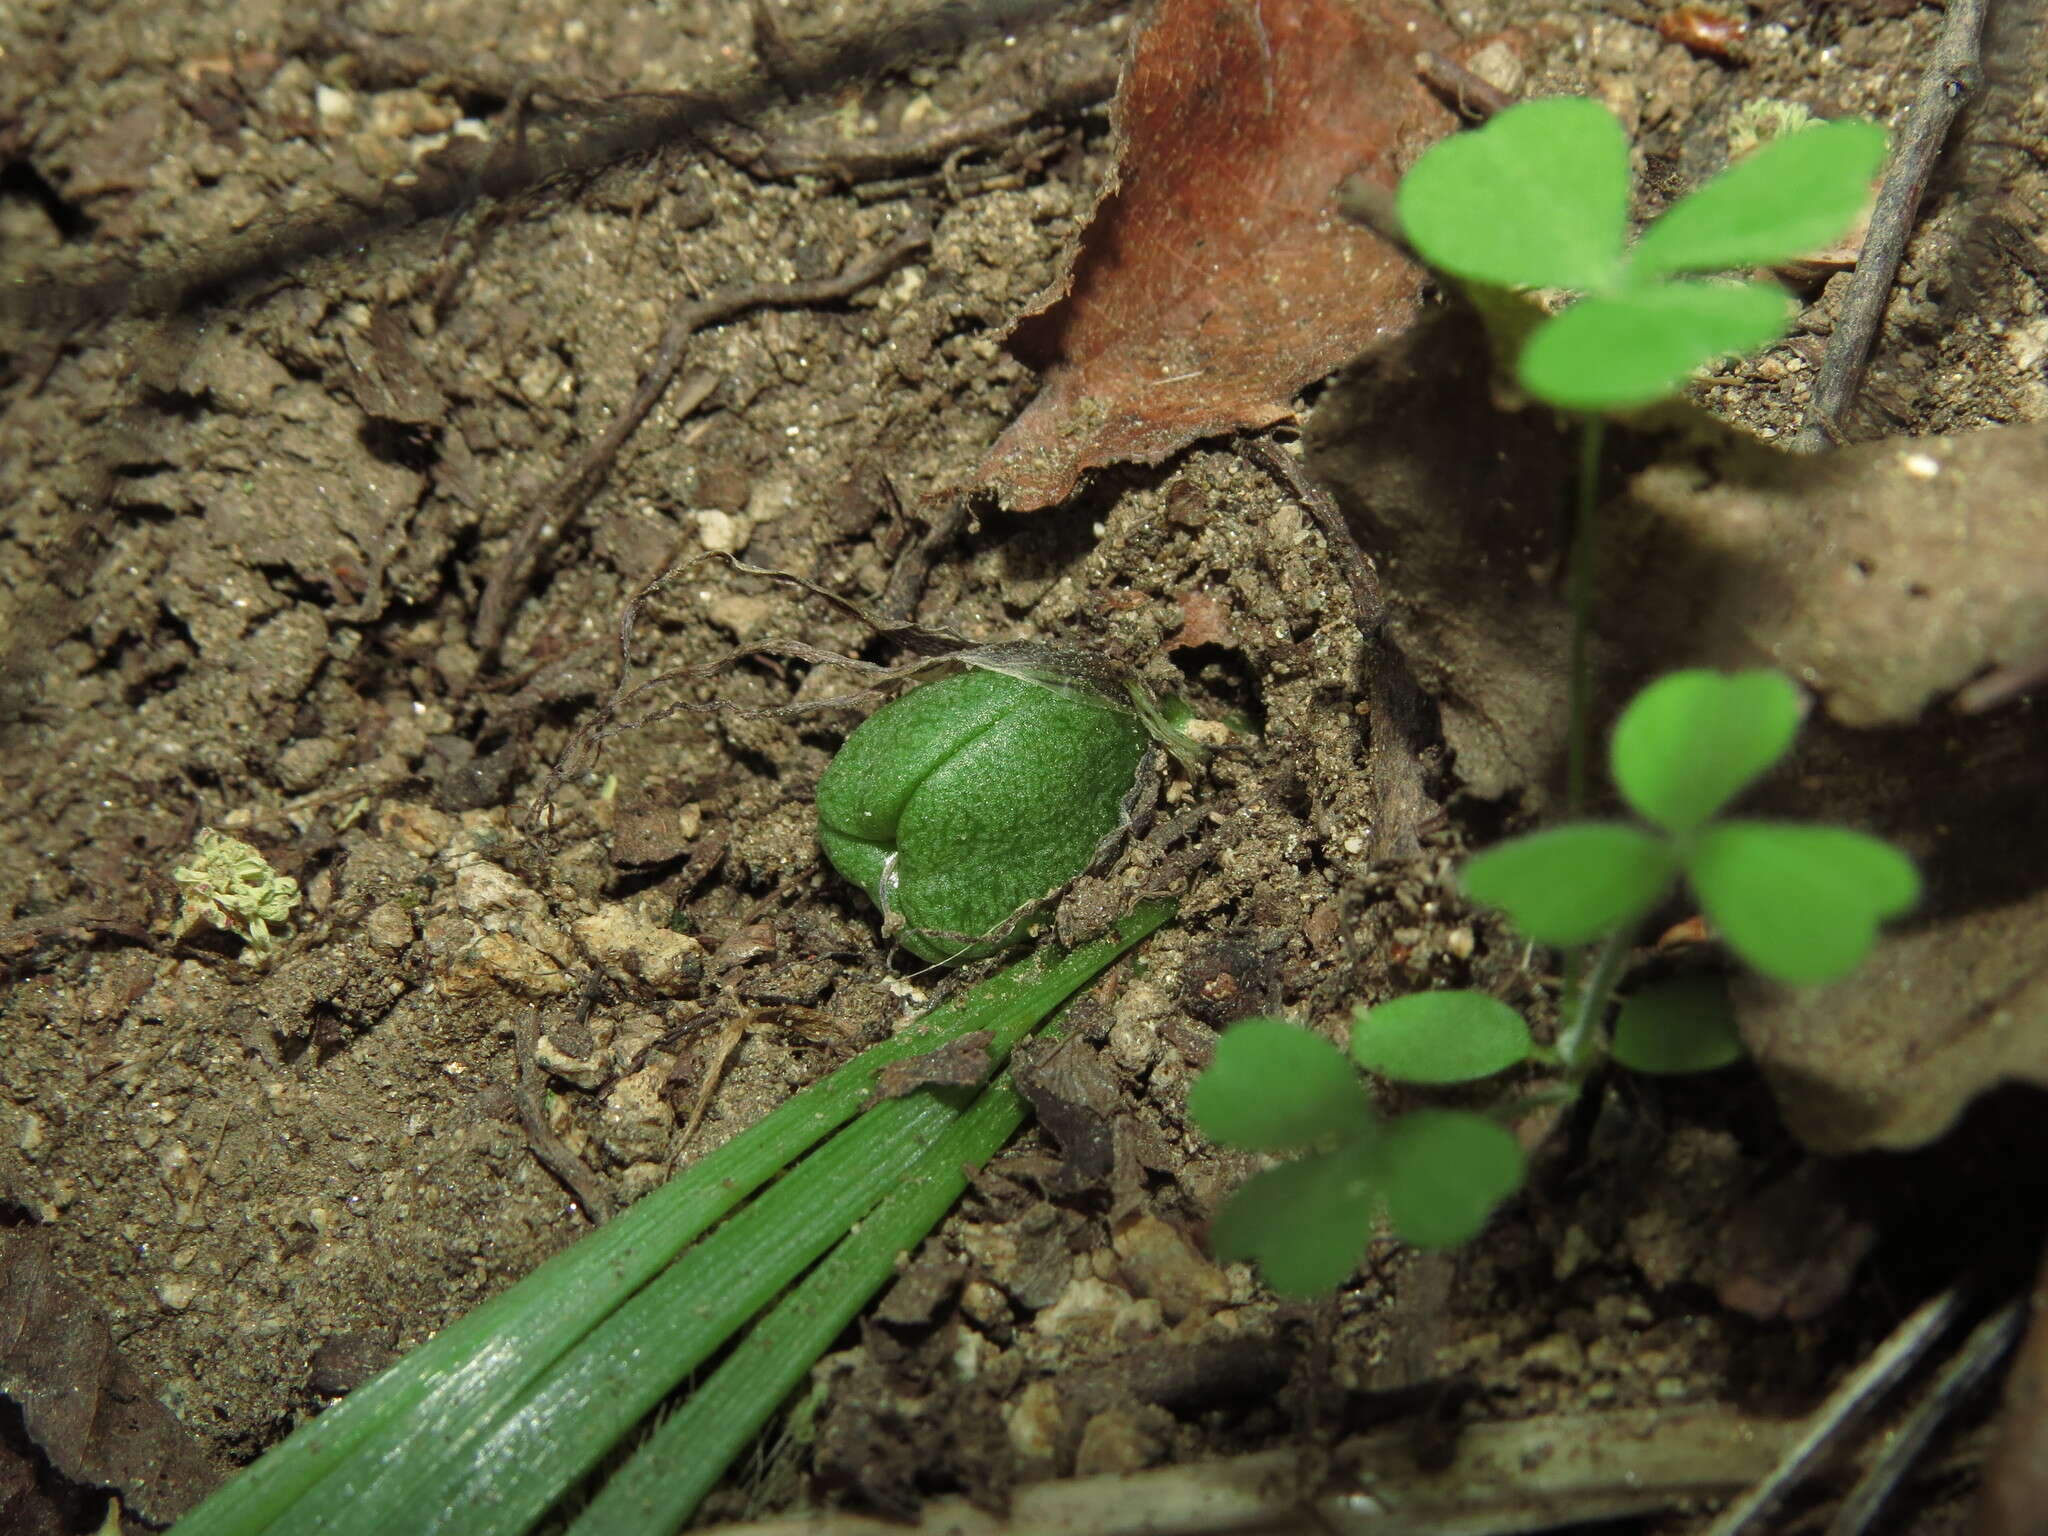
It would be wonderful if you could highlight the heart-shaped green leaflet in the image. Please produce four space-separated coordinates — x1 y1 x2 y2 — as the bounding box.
816 669 1148 964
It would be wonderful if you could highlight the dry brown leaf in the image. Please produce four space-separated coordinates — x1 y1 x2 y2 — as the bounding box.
1309 332 2048 804
0 1231 222 1527
970 0 1456 511
870 1030 994 1103
1620 425 2048 731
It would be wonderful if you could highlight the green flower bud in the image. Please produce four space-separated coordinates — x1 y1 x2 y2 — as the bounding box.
816 665 1150 965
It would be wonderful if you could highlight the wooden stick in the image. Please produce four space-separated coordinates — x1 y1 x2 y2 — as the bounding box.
1793 0 1990 451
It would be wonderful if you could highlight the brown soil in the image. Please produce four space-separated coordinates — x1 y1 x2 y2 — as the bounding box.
2 0 2043 1530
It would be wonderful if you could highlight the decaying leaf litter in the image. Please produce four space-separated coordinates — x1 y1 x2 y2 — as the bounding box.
1 0 2045 1528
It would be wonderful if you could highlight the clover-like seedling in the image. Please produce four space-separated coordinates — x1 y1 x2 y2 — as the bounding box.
1187 1018 1526 1295
816 664 1150 965
1461 669 1920 985
1188 671 1911 1297
1191 975 1746 1295
1396 97 1887 409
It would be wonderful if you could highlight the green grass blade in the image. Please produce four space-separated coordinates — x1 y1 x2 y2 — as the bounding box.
267 901 1174 1536
382 1089 968 1536
569 1072 1037 1536
174 904 1170 1536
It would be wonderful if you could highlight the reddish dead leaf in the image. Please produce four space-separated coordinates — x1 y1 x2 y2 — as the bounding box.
1711 1161 1875 1322
1165 589 1236 652
1653 914 1712 949
969 0 1457 511
1656 4 1748 61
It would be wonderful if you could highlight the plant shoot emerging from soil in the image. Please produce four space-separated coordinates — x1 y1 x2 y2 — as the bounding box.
1395 95 1887 410
171 828 301 966
1191 670 1918 1296
1189 100 1897 1299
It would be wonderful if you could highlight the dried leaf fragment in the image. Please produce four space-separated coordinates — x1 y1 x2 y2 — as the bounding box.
0 1233 221 1525
971 0 1456 510
870 1029 994 1103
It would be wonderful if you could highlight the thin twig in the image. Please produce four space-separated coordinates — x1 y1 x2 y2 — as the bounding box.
1954 646 2048 714
676 1014 751 1151
1415 50 1514 122
1978 1240 2048 1534
515 1013 617 1224
472 369 720 664
700 62 1117 183
471 224 930 663
1828 1298 2024 1536
1334 175 1419 263
1338 53 1513 254
1237 439 1385 634
1701 1284 1972 1536
1793 0 1991 452
880 493 971 623
1564 415 1607 816
851 123 1073 204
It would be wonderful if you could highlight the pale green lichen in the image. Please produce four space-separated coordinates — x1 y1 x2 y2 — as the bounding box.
1728 99 1820 161
172 828 300 965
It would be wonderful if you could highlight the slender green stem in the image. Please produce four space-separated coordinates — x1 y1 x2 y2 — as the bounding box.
1555 922 1635 1082
1492 1085 1580 1118
1563 413 1606 819
1552 413 1609 1026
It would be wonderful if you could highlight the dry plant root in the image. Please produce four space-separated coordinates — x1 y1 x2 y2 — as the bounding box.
471 227 931 665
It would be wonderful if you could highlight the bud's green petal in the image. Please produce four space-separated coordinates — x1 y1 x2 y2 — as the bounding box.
816 670 1147 965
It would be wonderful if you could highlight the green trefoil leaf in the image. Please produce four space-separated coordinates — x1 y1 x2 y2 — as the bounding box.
1626 118 1888 283
1609 975 1744 1074
1209 1147 1382 1297
1397 97 1630 293
1610 668 1803 835
1376 1110 1527 1250
1515 280 1791 410
1461 823 1680 946
1187 1018 1375 1152
1350 992 1535 1084
1684 820 1920 984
